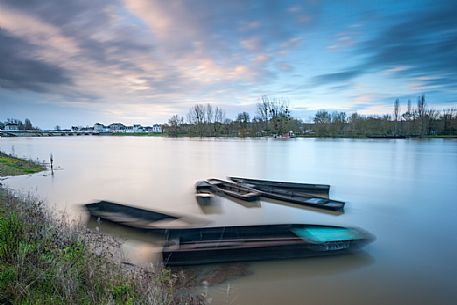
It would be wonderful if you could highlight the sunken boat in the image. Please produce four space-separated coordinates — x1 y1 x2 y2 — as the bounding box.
162 224 374 266
85 201 207 232
251 186 345 212
229 177 330 195
196 179 261 202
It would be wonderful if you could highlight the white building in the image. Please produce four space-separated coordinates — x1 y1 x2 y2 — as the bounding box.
4 123 19 131
152 124 162 133
108 123 126 132
133 124 144 132
93 123 108 132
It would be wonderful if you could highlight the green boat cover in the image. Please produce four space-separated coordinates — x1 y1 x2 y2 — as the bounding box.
292 227 359 243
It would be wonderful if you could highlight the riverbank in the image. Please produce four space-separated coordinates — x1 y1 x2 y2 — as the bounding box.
111 132 162 136
0 152 45 176
2 133 457 139
0 153 202 304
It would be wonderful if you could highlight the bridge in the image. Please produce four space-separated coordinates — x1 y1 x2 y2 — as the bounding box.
0 130 102 137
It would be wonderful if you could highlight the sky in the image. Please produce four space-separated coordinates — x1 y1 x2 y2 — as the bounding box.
1 0 456 129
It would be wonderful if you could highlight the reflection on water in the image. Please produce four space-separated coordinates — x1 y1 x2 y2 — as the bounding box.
1 137 457 305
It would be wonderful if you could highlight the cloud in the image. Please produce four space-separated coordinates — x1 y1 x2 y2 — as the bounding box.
2 0 455 124
327 33 354 51
0 0 320 109
312 3 457 93
0 31 72 92
311 70 361 85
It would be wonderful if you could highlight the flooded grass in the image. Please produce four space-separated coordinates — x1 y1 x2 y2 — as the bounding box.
0 152 46 176
111 132 162 137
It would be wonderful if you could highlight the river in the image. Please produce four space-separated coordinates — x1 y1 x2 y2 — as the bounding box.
1 136 456 304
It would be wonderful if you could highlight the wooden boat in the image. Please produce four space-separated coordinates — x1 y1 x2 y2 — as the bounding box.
85 201 207 231
162 224 374 266
195 192 214 205
229 177 330 195
85 203 371 266
196 179 261 202
250 185 345 211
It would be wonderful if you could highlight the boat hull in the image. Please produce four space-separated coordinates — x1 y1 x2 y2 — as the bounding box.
257 188 345 211
163 240 365 266
162 224 373 266
198 179 261 202
229 177 330 194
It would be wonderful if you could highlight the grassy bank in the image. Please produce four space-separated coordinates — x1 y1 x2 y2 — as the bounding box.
0 152 45 176
0 153 202 304
111 132 162 137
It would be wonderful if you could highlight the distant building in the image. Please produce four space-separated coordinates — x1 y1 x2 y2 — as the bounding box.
5 123 19 131
125 126 134 133
72 126 94 132
133 124 143 132
108 123 126 132
152 124 162 133
93 123 108 132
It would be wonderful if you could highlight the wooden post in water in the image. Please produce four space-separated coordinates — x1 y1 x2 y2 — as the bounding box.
50 153 54 175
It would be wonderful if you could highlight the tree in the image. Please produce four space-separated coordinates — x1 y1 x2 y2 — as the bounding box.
24 118 33 130
236 112 250 137
349 112 364 136
257 95 271 132
442 108 456 135
393 99 400 135
187 104 205 136
417 94 427 135
214 107 225 136
330 111 347 136
168 115 183 137
313 110 331 136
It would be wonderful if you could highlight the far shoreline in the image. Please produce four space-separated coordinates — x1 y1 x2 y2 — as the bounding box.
2 133 456 139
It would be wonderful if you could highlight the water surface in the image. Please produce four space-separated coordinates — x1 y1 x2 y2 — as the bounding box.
1 137 456 305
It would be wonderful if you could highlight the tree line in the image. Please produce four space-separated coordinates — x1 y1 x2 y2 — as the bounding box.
312 95 457 137
166 96 302 137
164 95 457 137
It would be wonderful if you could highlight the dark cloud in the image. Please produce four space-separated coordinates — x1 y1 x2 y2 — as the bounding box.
1 0 115 28
311 2 457 90
0 0 320 99
0 31 71 92
311 70 361 85
362 5 457 78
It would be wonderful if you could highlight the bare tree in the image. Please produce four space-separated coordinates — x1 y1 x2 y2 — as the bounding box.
257 95 271 131
417 94 427 135
313 110 331 136
236 112 250 137
442 108 456 135
214 107 225 124
205 104 214 124
24 118 33 130
330 111 346 136
394 99 400 122
187 104 205 136
168 115 183 137
394 99 400 135
214 107 225 136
